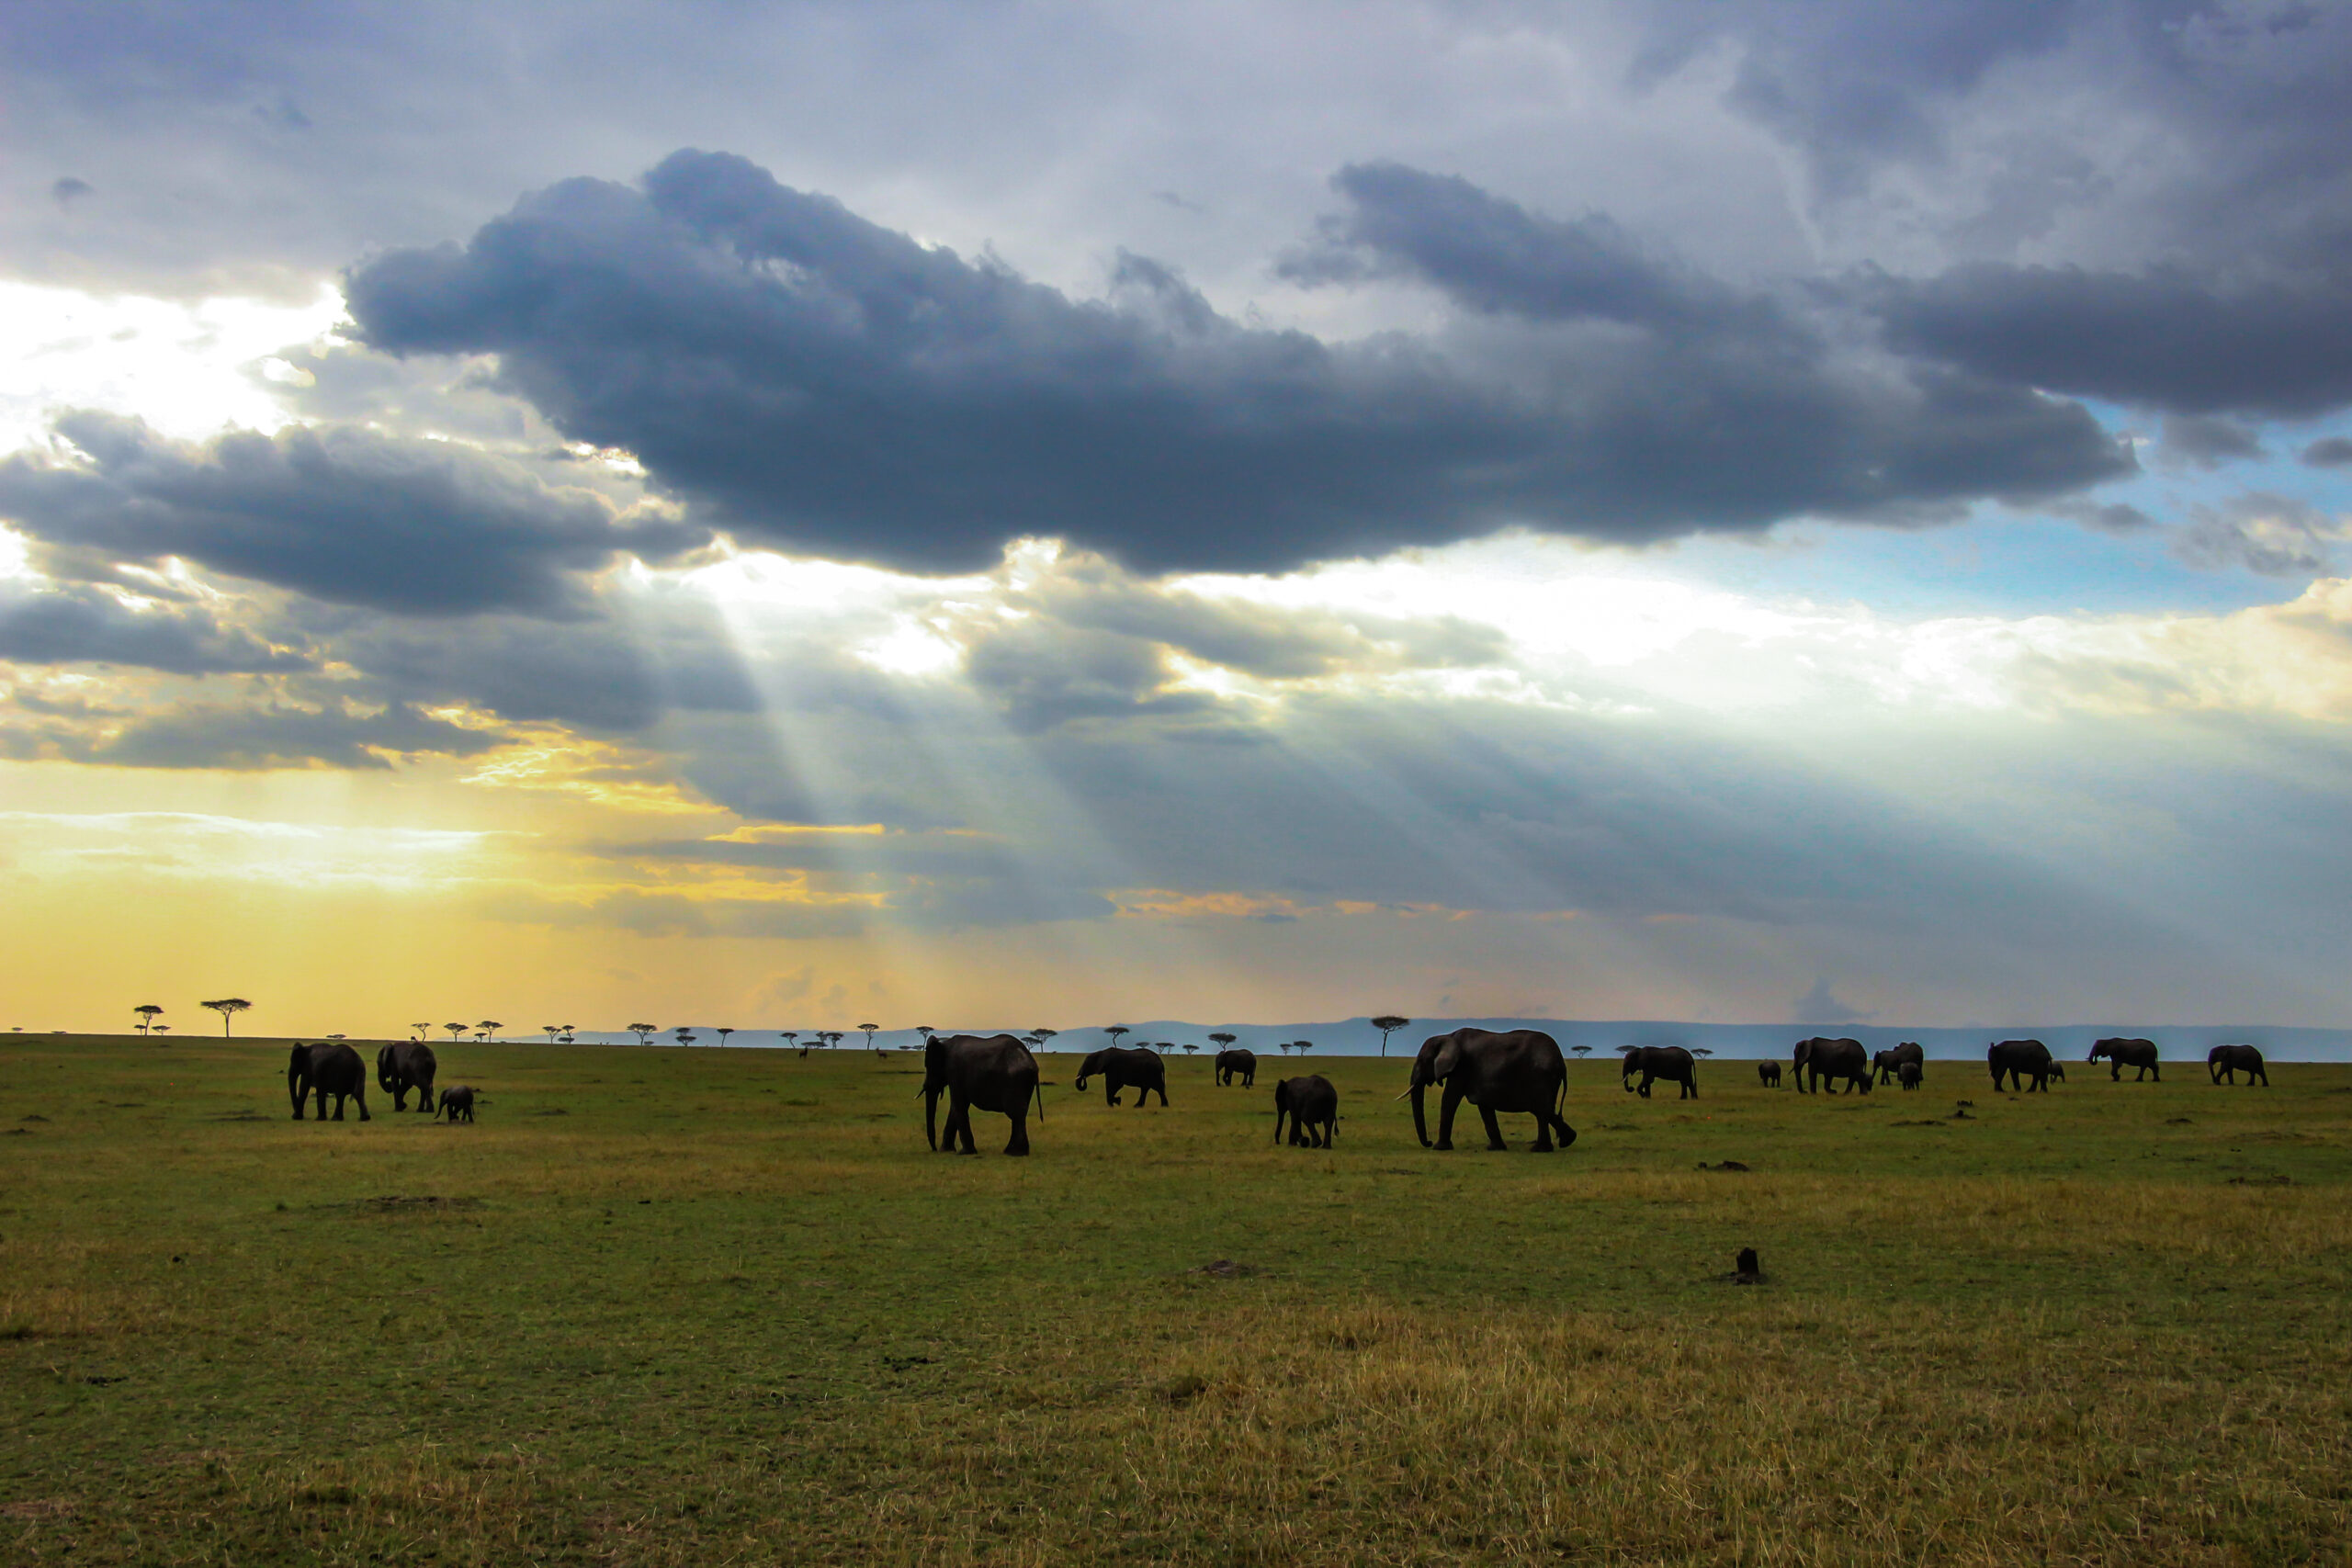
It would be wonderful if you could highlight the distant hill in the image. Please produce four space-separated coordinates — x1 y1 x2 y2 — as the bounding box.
570 1018 2352 1061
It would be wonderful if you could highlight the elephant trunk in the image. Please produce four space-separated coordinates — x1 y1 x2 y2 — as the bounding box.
1410 1080 1430 1147
922 1083 940 1150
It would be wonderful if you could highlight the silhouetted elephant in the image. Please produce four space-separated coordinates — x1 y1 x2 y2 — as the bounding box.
1215 1048 1257 1088
1873 1042 1924 1085
2208 1043 2268 1086
1988 1039 2055 1092
1408 1028 1576 1152
1273 1075 1339 1148
1795 1037 1871 1095
437 1085 475 1122
288 1042 370 1122
922 1033 1042 1156
1622 1045 1698 1099
1897 1061 1922 1090
1758 1061 1782 1089
376 1042 438 1112
2044 1060 2066 1085
1074 1046 1168 1107
2090 1038 2161 1081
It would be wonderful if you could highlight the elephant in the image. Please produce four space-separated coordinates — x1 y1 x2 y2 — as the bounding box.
1408 1028 1576 1153
2208 1043 2268 1086
1272 1075 1339 1148
1215 1048 1258 1088
288 1042 370 1122
1873 1042 1925 1085
1988 1039 2055 1093
2044 1060 2067 1085
376 1041 438 1112
922 1033 1042 1156
437 1085 476 1122
1795 1037 1872 1095
1897 1060 1923 1090
1622 1044 1698 1100
1757 1061 1782 1089
2089 1038 2162 1081
1074 1045 1169 1108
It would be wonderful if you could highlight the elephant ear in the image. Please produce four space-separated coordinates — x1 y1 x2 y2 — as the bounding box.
1431 1034 1464 1079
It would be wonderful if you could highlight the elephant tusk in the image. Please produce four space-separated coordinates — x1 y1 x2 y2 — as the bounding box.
1393 1088 1418 1100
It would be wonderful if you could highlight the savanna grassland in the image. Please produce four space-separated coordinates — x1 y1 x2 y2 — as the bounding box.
5 1035 2351 1566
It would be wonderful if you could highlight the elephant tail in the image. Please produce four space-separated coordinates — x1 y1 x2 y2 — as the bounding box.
1033 1077 1046 1122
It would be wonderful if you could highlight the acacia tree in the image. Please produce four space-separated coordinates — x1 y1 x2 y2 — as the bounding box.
1277 1041 1295 1056
716 1027 734 1047
201 998 252 1037
1209 1032 1236 1055
543 1024 562 1044
1104 1025 1129 1048
1371 1015 1410 1057
1294 1040 1315 1060
675 1029 696 1047
1570 1044 1592 1057
560 1023 575 1043
1182 1043 1198 1056
821 1031 844 1051
133 1004 163 1035
477 1021 502 1042
1030 1027 1057 1054
859 1023 878 1054
627 1021 656 1045
781 1030 800 1056
412 1022 432 1042
153 1024 170 1035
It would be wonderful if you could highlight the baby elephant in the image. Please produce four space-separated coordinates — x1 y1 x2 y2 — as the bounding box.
1757 1061 1782 1089
1272 1075 1339 1148
1897 1061 1923 1090
437 1085 476 1123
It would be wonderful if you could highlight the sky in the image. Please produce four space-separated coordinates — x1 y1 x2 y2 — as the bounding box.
3 0 2350 1040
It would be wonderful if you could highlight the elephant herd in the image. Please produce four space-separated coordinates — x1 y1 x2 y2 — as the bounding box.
284 1040 478 1124
1766 1035 2268 1095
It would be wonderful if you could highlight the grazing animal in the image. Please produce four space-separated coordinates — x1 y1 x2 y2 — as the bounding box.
1407 1028 1576 1152
1795 1037 1872 1095
1897 1060 1923 1090
1758 1061 1782 1089
2089 1038 2162 1082
1987 1039 2056 1093
1622 1044 1699 1100
1073 1045 1169 1108
376 1041 438 1112
437 1085 476 1122
2043 1060 2066 1085
922 1033 1043 1156
1272 1075 1340 1148
2208 1043 2268 1087
1214 1048 1258 1088
1873 1042 1925 1085
287 1042 370 1122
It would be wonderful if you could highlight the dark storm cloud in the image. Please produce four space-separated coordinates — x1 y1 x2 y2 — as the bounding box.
0 583 310 674
88 701 496 771
2305 436 2352 468
0 412 706 616
345 150 2129 577
2160 415 2266 468
1867 264 2352 418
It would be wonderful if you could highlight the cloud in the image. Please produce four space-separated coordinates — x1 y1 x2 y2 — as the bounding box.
2176 493 2350 578
1792 976 1875 1026
2305 436 2352 468
83 701 499 771
344 150 2130 577
2160 414 2265 469
0 412 706 616
51 176 92 208
0 582 311 673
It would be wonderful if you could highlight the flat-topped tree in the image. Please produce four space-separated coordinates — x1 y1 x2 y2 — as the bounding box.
1209 1032 1236 1052
781 1031 800 1056
544 1025 562 1044
675 1029 696 1047
1295 1040 1314 1059
1103 1025 1129 1047
200 998 251 1037
627 1022 656 1045
1182 1043 1198 1055
716 1027 733 1047
412 1023 432 1042
859 1023 878 1054
1371 1015 1410 1056
1029 1028 1057 1054
477 1021 502 1042
133 1004 163 1035
1570 1044 1592 1057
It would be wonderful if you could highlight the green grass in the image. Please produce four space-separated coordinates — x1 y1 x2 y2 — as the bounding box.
6 1036 2351 1564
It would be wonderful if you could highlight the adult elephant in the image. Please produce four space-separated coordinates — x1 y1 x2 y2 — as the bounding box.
288 1042 370 1122
1272 1075 1339 1148
1796 1037 1871 1095
1408 1028 1576 1152
1873 1042 1925 1086
376 1041 438 1112
1074 1045 1169 1108
1214 1048 1257 1088
2208 1043 2268 1087
1622 1045 1698 1100
2089 1038 2162 1082
1988 1039 2055 1093
922 1033 1042 1156
1757 1061 1782 1089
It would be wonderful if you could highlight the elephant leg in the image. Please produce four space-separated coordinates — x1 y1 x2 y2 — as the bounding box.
1530 1111 1555 1153
956 1096 979 1154
1478 1104 1507 1151
291 1079 307 1120
1004 1107 1030 1156
1156 1086 1168 1107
